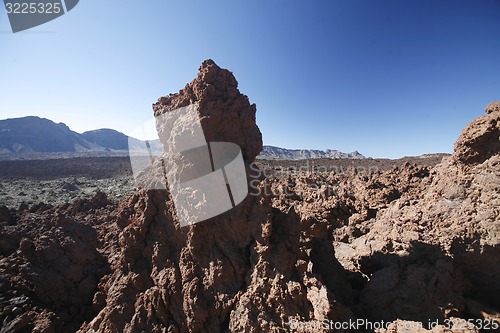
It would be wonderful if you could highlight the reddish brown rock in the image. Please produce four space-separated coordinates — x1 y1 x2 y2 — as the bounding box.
453 101 500 164
485 100 500 114
1 61 498 333
0 192 113 332
81 96 500 332
153 59 262 165
78 62 355 332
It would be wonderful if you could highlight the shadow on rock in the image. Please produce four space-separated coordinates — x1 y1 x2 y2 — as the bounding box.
354 241 467 328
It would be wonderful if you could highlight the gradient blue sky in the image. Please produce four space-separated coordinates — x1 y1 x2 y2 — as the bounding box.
1 0 499 158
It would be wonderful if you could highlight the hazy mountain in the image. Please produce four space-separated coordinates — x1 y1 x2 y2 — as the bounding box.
81 128 130 150
259 145 365 160
0 116 165 160
0 116 99 153
0 116 364 160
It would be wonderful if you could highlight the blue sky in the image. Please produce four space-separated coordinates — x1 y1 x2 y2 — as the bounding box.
1 0 499 158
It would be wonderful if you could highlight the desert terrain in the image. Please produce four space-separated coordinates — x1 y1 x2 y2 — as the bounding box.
0 61 498 333
0 154 448 210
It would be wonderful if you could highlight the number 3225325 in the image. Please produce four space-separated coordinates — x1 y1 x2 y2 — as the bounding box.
5 2 62 14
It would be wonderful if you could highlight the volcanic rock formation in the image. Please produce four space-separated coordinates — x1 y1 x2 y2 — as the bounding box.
454 100 500 164
79 60 355 332
153 59 262 165
0 62 498 333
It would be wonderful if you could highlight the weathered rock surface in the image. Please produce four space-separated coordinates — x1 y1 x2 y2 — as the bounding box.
0 192 113 332
0 62 498 333
79 60 355 332
485 100 500 114
153 59 262 165
454 100 500 164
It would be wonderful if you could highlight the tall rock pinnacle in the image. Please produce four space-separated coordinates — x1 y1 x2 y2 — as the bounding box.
153 59 263 165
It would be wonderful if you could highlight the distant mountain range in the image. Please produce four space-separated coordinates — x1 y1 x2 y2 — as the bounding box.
0 116 138 155
259 146 364 160
0 116 365 160
0 116 98 153
81 128 131 150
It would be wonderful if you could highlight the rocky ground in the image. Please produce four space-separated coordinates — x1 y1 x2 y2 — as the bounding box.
0 157 135 209
0 155 448 210
0 61 498 333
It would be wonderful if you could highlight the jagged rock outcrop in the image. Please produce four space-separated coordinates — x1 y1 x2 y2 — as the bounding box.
79 61 355 332
328 103 500 327
80 186 355 332
153 59 262 165
454 100 500 164
485 100 500 114
0 193 113 332
0 60 498 333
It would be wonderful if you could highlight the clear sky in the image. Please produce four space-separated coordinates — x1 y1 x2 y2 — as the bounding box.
1 0 499 158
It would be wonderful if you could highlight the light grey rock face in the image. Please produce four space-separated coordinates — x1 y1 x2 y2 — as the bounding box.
259 145 365 160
